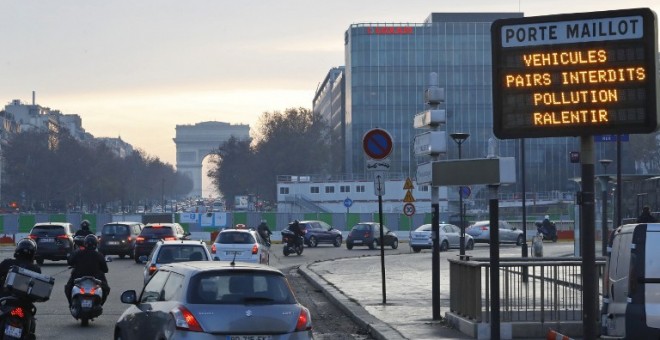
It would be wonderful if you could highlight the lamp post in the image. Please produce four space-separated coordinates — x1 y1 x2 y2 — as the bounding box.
450 132 470 256
599 159 612 257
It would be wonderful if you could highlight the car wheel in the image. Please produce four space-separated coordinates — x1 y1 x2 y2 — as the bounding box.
369 239 378 250
119 254 125 259
283 247 290 256
516 235 524 246
134 252 140 263
552 235 558 242
466 239 474 250
36 258 44 265
440 240 449 252
391 239 399 249
346 243 353 250
412 246 421 253
308 236 318 248
333 236 342 247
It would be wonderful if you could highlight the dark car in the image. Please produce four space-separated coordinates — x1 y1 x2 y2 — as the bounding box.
133 223 190 262
346 222 399 250
115 261 313 339
297 220 342 247
28 222 75 265
98 221 144 259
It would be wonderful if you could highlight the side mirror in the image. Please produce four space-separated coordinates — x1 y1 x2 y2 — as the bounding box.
138 255 148 263
105 256 113 262
120 290 137 304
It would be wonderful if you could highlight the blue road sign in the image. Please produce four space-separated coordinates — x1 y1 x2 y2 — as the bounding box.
343 197 353 208
460 186 471 199
362 128 393 160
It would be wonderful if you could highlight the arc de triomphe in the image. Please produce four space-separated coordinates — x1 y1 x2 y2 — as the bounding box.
173 121 250 198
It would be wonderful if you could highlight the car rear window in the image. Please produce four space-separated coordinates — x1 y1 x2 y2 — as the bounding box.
217 232 255 244
140 227 174 237
156 245 208 264
352 224 373 231
102 224 130 235
31 225 66 236
188 271 296 305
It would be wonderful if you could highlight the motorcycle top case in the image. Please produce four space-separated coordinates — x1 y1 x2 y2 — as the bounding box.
4 266 55 302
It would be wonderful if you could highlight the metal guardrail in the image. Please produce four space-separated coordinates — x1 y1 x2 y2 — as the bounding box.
448 257 606 323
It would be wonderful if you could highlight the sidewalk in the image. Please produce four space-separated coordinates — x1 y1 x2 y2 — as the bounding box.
299 252 470 340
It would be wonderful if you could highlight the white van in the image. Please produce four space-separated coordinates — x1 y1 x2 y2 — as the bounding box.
601 223 660 339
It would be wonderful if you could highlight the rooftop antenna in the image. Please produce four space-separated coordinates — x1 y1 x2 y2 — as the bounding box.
230 251 237 266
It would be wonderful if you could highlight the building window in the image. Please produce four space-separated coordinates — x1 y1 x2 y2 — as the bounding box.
311 186 319 194
325 186 335 193
356 185 366 193
340 185 350 193
279 187 289 195
420 186 429 192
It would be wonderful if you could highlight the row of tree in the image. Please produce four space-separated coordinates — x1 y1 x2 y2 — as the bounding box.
1 128 192 212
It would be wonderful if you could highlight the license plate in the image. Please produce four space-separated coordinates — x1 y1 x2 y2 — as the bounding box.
4 324 22 338
148 239 158 243
39 238 54 243
107 241 119 245
226 251 241 256
81 299 93 308
353 240 362 244
228 336 272 340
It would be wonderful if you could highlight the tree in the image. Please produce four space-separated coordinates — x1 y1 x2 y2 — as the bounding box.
208 136 254 209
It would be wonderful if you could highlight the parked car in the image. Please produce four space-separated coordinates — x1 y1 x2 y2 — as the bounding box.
115 261 313 339
98 221 144 259
297 220 343 247
133 223 190 262
601 223 660 338
409 223 474 252
466 220 524 245
211 228 270 265
141 239 212 285
345 222 399 250
28 222 75 265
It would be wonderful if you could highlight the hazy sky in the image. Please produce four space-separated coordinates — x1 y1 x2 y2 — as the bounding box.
1 0 658 167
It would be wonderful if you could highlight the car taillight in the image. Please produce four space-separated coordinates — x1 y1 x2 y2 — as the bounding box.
56 235 69 240
149 264 157 275
481 226 489 230
10 307 24 318
163 236 176 241
252 244 258 254
127 236 131 242
364 232 370 238
295 307 312 331
171 306 203 332
28 234 37 240
136 236 145 243
211 244 216 254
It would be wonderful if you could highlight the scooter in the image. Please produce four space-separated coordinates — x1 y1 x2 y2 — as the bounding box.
535 222 558 242
281 230 303 256
0 296 37 340
69 276 104 326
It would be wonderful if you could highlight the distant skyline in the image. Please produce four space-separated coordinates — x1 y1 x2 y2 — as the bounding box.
1 0 658 167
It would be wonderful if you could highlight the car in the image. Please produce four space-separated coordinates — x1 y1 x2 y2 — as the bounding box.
409 223 475 252
345 222 399 250
133 223 190 262
141 239 212 285
296 220 343 247
98 221 144 259
28 222 75 265
211 228 270 265
465 220 524 245
115 261 313 339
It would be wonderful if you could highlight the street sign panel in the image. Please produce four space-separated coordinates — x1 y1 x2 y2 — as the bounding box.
366 158 391 171
403 203 416 216
416 162 433 185
373 172 386 196
594 134 630 142
413 131 447 156
413 109 446 129
363 128 393 160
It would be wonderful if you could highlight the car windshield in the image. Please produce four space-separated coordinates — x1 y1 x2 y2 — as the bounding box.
141 227 174 237
103 224 129 235
31 225 65 236
217 232 255 244
156 245 208 263
188 271 296 305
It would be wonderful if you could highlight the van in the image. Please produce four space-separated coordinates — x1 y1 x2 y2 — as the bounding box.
601 223 660 339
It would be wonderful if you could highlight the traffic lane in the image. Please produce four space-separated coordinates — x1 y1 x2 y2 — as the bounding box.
269 242 411 270
32 256 146 340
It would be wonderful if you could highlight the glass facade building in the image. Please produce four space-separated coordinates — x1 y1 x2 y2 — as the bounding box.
339 12 628 195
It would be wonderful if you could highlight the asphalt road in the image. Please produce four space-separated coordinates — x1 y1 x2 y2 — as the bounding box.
0 240 575 339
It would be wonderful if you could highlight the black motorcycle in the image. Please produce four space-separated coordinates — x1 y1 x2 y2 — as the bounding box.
0 296 37 340
535 221 558 242
281 229 303 256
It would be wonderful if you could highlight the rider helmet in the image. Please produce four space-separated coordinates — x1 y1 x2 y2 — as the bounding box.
80 220 90 230
83 234 98 250
14 238 37 261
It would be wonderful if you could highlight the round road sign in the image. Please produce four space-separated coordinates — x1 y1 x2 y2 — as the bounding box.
460 186 472 199
343 197 353 208
403 203 416 216
362 128 393 160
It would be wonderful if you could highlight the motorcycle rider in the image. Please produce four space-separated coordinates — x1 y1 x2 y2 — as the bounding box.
74 220 93 237
0 239 41 298
539 215 556 237
287 220 304 248
257 219 272 245
65 235 110 307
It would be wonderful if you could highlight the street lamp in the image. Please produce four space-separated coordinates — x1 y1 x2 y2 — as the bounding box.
598 159 612 257
450 132 470 256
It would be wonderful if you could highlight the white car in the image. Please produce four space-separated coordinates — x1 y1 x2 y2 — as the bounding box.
409 223 474 252
211 228 270 265
141 239 212 285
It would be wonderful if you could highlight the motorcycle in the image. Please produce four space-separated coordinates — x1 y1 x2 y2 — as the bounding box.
535 221 558 242
0 266 54 340
72 236 85 251
281 229 303 256
69 276 104 326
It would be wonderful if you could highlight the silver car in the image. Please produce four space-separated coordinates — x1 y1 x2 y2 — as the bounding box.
140 239 212 285
409 223 474 252
465 220 524 245
116 261 313 339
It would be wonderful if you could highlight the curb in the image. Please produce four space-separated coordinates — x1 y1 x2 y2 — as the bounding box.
297 264 407 340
